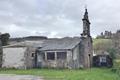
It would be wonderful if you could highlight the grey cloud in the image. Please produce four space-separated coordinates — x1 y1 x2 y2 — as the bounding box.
0 0 120 38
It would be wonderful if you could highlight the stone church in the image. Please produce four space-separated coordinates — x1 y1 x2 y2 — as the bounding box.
1 9 93 69
36 9 93 69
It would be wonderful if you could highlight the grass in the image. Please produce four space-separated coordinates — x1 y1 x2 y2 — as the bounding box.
0 68 119 80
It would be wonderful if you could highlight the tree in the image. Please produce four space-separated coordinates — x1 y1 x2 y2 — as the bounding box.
1 33 10 46
107 48 116 60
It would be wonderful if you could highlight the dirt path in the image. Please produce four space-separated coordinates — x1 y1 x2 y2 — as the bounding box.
0 74 44 80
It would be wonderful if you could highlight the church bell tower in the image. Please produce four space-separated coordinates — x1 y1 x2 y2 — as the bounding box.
82 8 91 37
80 8 93 68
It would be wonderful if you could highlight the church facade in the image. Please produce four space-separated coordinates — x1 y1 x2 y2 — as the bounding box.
36 9 93 69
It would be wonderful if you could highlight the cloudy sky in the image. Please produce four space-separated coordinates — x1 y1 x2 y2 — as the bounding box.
0 0 120 38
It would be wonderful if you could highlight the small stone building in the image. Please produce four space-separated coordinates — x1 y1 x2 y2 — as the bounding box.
2 41 44 69
93 51 113 67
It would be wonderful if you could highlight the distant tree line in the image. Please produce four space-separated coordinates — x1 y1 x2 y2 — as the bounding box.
9 36 48 42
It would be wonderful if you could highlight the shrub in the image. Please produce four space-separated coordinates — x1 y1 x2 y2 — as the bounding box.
107 48 117 60
111 59 120 79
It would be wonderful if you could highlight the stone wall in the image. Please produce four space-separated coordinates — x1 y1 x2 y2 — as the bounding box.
80 36 93 68
24 47 37 69
37 46 82 69
37 44 83 69
67 50 73 69
2 46 36 69
72 44 81 68
37 50 69 69
2 47 26 69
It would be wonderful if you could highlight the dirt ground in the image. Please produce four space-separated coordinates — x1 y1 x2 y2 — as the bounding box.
0 74 43 80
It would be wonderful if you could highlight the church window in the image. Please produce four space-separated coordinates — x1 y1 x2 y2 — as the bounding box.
47 52 55 60
57 52 67 60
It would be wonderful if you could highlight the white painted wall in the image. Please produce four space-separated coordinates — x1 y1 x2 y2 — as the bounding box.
2 47 27 69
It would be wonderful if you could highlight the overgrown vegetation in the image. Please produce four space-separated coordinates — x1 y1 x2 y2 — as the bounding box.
93 39 119 59
93 38 120 79
111 59 120 80
0 68 119 80
93 39 113 51
107 48 117 60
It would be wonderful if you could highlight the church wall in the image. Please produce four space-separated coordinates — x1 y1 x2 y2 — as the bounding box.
80 37 93 68
36 44 82 69
2 47 26 69
67 50 73 69
37 50 69 69
72 44 81 68
24 47 37 69
37 49 82 69
2 46 37 69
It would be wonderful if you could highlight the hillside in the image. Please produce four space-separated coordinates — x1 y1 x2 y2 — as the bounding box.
93 38 120 59
93 38 113 51
93 39 112 46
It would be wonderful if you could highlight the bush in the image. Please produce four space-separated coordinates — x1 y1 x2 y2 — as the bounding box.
107 48 117 60
111 59 120 79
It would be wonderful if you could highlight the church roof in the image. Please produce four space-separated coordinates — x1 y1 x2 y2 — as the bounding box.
4 37 81 50
39 37 81 51
3 41 44 48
